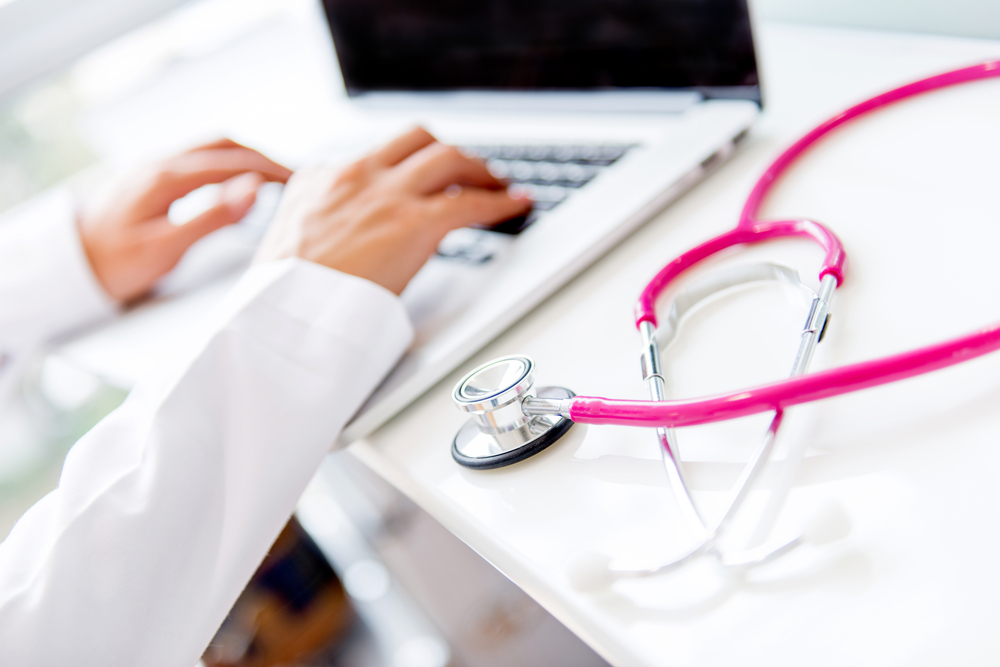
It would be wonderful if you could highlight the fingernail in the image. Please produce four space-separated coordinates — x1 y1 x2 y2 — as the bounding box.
506 185 531 201
445 184 463 199
224 172 262 212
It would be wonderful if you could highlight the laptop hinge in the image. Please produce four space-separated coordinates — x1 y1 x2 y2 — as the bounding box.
349 90 703 115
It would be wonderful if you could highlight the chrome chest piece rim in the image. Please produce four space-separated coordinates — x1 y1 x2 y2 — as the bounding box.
452 355 575 470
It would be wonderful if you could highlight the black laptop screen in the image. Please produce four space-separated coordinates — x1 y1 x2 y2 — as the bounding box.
321 0 758 99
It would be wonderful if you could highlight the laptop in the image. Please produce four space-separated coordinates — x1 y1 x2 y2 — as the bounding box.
57 0 762 445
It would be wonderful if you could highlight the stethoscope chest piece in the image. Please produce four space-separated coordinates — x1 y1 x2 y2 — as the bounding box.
452 356 575 469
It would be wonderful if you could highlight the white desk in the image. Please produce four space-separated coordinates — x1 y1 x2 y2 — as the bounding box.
347 25 1000 667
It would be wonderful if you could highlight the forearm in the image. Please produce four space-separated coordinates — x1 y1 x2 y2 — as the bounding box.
0 258 412 666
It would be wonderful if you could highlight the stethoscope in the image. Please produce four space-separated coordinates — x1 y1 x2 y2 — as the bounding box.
450 60 1000 592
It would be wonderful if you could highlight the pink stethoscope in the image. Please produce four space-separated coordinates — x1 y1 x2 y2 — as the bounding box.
451 61 1000 590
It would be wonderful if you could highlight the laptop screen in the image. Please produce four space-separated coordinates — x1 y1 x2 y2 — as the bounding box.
321 0 759 100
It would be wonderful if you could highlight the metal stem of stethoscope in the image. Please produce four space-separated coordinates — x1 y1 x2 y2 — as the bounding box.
658 273 836 537
564 274 840 591
630 275 837 574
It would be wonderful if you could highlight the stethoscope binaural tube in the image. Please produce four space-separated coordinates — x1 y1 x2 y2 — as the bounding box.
633 218 847 329
632 58 1000 330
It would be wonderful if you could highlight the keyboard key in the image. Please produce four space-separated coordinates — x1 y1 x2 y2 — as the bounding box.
596 145 628 161
498 145 526 160
436 230 496 264
508 183 569 202
551 145 579 162
535 162 561 181
508 161 536 181
525 145 552 161
436 245 495 264
560 163 598 186
455 143 635 234
479 213 531 235
461 146 488 159
486 159 509 179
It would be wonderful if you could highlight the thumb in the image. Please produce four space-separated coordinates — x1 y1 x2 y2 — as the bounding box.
166 171 264 249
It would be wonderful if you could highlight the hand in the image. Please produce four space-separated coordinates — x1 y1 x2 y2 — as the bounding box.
255 127 531 295
79 139 292 303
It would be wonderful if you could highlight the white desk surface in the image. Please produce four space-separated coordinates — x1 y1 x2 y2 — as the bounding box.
347 25 1000 667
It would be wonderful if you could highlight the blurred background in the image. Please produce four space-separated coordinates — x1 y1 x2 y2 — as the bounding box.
0 0 1000 211
1 0 999 216
1 0 996 664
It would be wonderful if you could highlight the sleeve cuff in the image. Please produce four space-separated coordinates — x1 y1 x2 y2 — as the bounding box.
0 189 118 348
212 257 415 391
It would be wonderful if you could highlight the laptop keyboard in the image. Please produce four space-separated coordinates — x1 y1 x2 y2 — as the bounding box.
445 143 636 242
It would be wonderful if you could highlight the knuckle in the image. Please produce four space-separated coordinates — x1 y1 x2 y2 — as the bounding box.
417 140 446 160
439 144 464 163
396 199 437 227
334 160 369 185
411 125 434 139
340 161 366 180
425 198 450 220
403 125 434 145
369 193 410 218
404 198 433 221
147 165 177 190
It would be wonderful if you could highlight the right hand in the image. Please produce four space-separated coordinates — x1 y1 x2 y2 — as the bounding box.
255 127 531 295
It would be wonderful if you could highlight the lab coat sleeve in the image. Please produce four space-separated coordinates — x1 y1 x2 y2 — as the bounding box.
0 189 118 350
0 257 414 667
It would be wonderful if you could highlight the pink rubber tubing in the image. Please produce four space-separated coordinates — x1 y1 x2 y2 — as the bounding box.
576 59 1000 428
571 321 1000 427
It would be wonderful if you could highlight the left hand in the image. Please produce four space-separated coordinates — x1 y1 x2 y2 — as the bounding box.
78 139 292 303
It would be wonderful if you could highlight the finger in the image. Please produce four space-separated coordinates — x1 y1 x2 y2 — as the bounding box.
163 147 293 182
426 187 532 232
185 137 246 153
163 171 264 250
149 148 292 211
366 126 438 168
398 142 503 194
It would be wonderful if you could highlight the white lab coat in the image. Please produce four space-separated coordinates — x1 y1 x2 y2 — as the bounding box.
0 190 413 665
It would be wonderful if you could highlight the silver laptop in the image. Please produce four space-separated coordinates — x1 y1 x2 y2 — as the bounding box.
58 0 762 445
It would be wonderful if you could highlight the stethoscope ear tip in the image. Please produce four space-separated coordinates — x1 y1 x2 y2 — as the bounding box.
800 500 852 546
567 551 615 593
